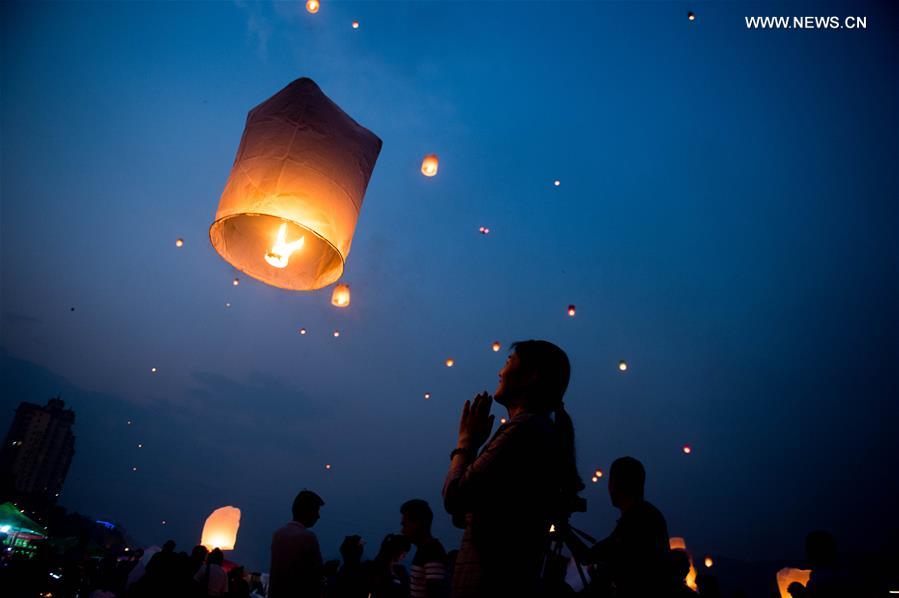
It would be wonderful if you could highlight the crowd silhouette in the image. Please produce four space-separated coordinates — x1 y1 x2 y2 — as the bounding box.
1 340 892 597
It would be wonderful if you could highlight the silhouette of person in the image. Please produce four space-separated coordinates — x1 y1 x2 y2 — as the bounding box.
333 534 367 598
787 581 808 598
269 489 325 598
443 340 583 598
228 565 250 598
401 499 449 598
364 533 411 598
804 530 848 598
668 549 698 596
194 548 228 597
695 572 722 598
587 456 670 598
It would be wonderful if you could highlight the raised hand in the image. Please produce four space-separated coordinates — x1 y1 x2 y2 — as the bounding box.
457 391 495 451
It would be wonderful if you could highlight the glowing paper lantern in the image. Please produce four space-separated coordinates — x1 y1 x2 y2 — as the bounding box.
137 443 143 449
325 463 332 470
201 506 241 551
232 277 240 286
333 330 340 338
151 367 157 373
225 302 232 308
331 284 351 307
306 0 319 14
352 21 359 29
421 154 439 177
210 78 382 291
683 445 692 454
492 342 501 352
445 358 455 367
554 180 561 187
618 360 628 372
424 393 431 400
776 568 811 598
688 11 696 21
704 556 713 568
669 537 697 590
299 328 307 335
567 305 576 317
175 238 184 247
594 469 603 478
591 476 598 483
500 417 507 424
478 226 490 235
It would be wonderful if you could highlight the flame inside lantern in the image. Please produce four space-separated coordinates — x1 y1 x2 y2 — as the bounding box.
264 223 305 269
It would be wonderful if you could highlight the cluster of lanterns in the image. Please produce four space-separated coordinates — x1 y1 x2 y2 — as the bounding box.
478 226 490 234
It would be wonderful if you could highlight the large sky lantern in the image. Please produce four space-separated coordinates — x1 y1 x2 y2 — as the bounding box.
331 284 351 307
210 77 382 291
200 506 241 551
776 568 811 598
421 154 439 177
669 537 698 590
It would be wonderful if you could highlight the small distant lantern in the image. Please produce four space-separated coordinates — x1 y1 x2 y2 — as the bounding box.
201 506 241 551
331 284 351 307
175 238 184 247
478 226 490 235
210 78 382 291
299 328 307 335
776 568 811 598
151 367 157 373
225 302 232 308
567 305 576 317
352 20 359 29
688 11 696 21
424 393 431 400
138 443 143 449
594 469 603 478
127 420 132 425
232 278 240 286
554 180 561 187
333 330 340 338
445 358 454 367
683 445 692 454
161 520 166 526
325 463 332 470
669 538 697 590
500 417 507 424
591 476 598 483
618 360 628 372
492 342 501 352
421 154 439 177
306 0 319 14
704 556 713 568
132 466 137 472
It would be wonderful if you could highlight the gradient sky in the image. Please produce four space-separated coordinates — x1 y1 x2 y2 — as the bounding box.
2 0 897 576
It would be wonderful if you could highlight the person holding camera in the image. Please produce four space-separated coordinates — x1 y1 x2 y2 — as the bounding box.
443 340 584 598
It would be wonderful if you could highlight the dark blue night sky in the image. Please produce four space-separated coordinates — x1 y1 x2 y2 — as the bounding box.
2 0 897 577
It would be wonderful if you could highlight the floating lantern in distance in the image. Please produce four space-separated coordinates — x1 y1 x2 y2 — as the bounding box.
201 506 241 551
683 445 692 454
210 78 381 290
421 154 439 177
333 330 340 338
151 367 157 374
549 524 556 533
567 305 576 317
325 463 332 470
776 568 811 598
127 420 132 425
138 443 143 449
305 0 319 14
688 11 696 21
424 393 431 400
492 342 501 352
299 328 307 335
331 284 351 307
175 238 184 247
161 520 166 526
591 476 598 483
595 469 603 478
500 417 507 424
669 538 697 590
225 302 231 308
232 278 240 286
554 180 561 187
618 360 628 372
704 556 713 568
478 226 490 235
131 466 137 472
445 358 454 367
352 20 359 29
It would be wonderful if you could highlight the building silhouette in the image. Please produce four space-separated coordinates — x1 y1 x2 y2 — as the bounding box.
0 397 75 506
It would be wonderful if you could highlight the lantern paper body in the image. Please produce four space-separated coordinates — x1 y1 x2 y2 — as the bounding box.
201 506 241 551
421 154 439 176
776 568 810 598
331 284 351 307
210 78 382 291
669 538 697 590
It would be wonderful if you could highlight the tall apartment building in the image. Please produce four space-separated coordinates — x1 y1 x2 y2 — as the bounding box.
0 397 76 504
